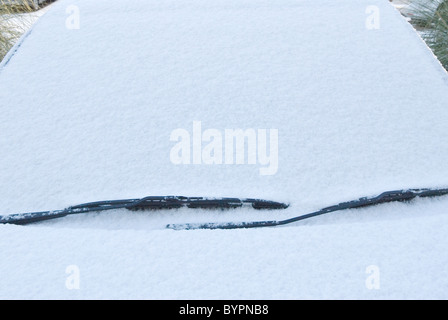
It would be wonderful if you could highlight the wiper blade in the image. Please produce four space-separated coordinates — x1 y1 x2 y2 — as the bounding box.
0 196 289 225
167 188 448 230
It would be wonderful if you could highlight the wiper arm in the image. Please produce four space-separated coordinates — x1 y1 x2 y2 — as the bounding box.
167 188 448 230
3 188 446 228
0 196 289 225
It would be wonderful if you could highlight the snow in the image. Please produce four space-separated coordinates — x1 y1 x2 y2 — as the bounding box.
1 0 448 299
2 196 448 299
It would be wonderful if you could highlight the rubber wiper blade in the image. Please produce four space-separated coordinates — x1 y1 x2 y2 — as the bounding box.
128 196 288 210
0 196 289 225
167 187 448 230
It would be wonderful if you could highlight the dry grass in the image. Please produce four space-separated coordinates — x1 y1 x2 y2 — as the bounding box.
409 0 448 71
0 0 37 61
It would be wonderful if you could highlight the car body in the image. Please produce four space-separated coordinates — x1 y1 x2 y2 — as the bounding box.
1 0 448 299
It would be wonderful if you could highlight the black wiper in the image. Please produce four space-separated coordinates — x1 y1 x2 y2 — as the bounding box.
0 196 289 225
167 188 448 230
3 188 447 228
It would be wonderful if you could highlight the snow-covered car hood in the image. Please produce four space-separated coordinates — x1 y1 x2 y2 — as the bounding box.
1 0 448 299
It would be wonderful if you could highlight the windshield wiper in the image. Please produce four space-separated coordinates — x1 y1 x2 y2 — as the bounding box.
3 188 447 228
167 188 448 230
0 196 289 225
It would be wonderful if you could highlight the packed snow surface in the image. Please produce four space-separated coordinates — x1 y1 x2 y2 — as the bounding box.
1 0 448 299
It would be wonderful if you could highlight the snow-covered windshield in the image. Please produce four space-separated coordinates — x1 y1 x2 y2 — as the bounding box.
1 0 448 300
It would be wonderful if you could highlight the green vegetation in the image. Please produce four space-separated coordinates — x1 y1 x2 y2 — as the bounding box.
409 0 448 71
